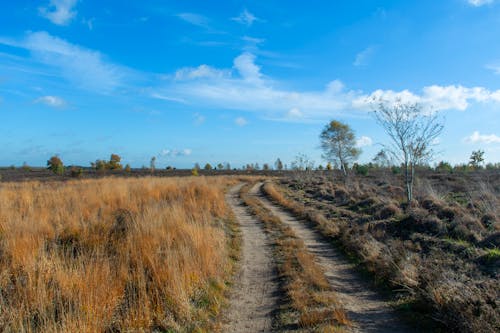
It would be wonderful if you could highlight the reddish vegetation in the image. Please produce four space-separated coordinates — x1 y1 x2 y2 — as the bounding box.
265 169 500 332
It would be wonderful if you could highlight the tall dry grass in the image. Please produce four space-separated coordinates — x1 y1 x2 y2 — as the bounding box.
0 176 236 332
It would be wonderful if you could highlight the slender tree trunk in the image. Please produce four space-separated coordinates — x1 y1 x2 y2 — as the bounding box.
404 161 411 204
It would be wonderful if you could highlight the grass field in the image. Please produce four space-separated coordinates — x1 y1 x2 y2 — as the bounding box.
0 176 238 332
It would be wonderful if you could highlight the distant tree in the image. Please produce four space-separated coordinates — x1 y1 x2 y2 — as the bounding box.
204 163 212 170
320 120 360 177
94 159 107 172
326 162 333 171
225 162 231 170
108 154 122 170
124 164 132 172
191 168 199 176
262 163 270 170
291 153 314 171
372 149 391 168
275 158 284 170
217 163 224 170
150 156 156 173
47 155 64 175
22 162 31 172
469 150 485 169
373 99 443 203
436 161 453 173
194 163 200 170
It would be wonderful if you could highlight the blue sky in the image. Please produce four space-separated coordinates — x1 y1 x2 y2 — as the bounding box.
1 0 499 168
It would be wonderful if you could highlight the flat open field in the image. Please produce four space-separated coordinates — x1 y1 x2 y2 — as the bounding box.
0 170 498 332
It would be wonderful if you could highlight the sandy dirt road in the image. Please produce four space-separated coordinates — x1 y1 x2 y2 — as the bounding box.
223 184 280 333
254 182 413 333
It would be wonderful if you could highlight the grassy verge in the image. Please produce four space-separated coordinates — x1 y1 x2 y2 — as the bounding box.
239 183 350 333
0 176 240 332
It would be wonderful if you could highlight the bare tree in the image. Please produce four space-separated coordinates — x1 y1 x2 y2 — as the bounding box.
373 99 443 203
150 156 156 173
320 120 360 177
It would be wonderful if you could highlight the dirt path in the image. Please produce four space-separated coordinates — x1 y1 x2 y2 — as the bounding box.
223 184 279 333
254 183 413 333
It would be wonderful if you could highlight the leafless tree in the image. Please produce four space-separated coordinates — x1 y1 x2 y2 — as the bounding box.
373 99 443 203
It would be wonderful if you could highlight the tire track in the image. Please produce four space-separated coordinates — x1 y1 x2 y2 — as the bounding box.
255 183 413 333
223 183 279 333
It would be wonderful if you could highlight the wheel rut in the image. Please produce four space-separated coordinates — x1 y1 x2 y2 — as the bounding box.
223 183 279 333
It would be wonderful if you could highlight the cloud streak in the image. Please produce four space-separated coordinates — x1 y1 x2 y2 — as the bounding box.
0 31 126 93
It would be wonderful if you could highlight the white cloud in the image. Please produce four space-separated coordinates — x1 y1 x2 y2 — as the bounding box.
464 131 500 144
176 13 209 28
235 117 247 126
175 65 230 80
287 107 303 118
468 0 494 6
39 0 78 25
233 52 263 84
35 95 66 108
159 148 192 157
0 31 125 92
353 46 375 67
232 9 258 26
356 136 373 147
154 52 500 121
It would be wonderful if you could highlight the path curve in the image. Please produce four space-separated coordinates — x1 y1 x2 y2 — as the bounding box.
223 183 279 333
255 182 413 333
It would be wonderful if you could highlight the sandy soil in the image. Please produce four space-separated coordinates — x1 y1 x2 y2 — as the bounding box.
223 183 280 333
255 183 414 333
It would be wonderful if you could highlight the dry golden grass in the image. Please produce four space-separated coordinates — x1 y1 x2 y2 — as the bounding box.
239 183 350 331
0 176 238 332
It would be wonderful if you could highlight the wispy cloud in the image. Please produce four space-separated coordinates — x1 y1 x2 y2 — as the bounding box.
486 63 500 74
467 0 494 6
175 65 230 80
176 13 210 28
39 0 78 25
34 95 66 108
464 131 500 144
235 117 247 126
0 31 126 93
353 46 376 67
231 9 259 26
159 148 192 157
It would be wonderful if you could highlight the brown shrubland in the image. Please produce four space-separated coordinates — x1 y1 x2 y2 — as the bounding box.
0 176 237 332
264 170 500 332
